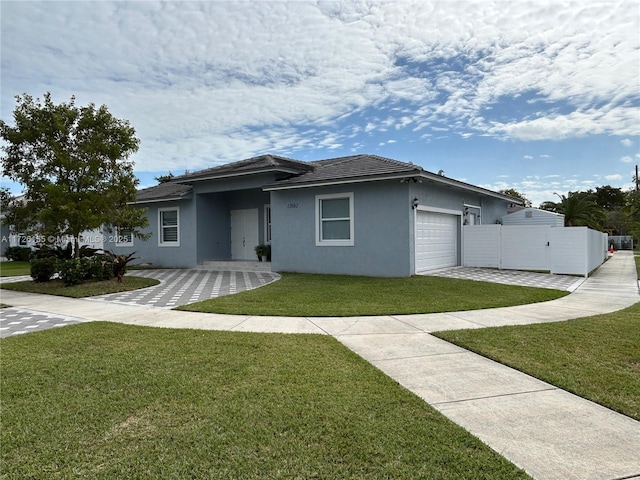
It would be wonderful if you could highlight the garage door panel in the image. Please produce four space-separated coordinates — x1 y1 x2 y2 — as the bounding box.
416 211 458 271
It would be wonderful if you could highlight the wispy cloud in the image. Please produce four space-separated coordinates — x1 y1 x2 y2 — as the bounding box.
1 0 638 178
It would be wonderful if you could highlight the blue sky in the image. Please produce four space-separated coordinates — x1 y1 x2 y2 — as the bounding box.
1 1 639 207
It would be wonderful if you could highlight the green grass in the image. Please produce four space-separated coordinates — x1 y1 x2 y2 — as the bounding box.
0 261 30 277
435 303 640 421
177 272 567 316
435 254 640 420
0 323 530 479
0 276 159 298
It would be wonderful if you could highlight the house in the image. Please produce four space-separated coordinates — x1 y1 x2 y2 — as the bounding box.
107 154 522 277
502 207 565 226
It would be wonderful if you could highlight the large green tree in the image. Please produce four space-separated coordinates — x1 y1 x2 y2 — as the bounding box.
622 172 640 241
0 92 149 256
545 191 606 230
498 188 532 207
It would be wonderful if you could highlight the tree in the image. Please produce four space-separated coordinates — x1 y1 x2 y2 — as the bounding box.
594 185 625 211
546 191 606 230
622 171 640 241
0 93 149 257
498 188 532 207
155 172 175 184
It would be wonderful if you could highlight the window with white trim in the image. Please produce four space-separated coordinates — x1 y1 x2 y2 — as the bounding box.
316 193 354 246
264 204 272 244
115 227 134 246
158 208 180 246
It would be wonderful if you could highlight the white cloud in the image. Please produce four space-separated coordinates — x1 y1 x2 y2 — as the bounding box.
605 174 623 181
621 138 633 147
621 156 634 163
523 155 533 160
1 0 638 174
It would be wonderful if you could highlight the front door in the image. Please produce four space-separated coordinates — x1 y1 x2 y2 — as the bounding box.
231 208 259 260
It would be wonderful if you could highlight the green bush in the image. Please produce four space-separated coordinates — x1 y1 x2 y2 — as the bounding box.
30 257 58 282
5 246 32 262
58 258 90 286
86 255 115 281
31 244 73 260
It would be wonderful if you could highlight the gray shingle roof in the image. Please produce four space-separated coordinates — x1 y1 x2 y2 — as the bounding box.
263 154 421 189
173 154 313 182
134 182 192 203
133 153 523 204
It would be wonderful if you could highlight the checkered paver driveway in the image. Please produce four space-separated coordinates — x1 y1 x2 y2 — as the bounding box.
90 269 281 308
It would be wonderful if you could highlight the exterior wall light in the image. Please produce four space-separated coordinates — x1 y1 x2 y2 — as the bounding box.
412 197 419 209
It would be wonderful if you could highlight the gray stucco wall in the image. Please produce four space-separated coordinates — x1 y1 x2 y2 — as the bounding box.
270 180 413 277
195 189 271 261
409 181 508 223
107 198 197 268
196 193 230 262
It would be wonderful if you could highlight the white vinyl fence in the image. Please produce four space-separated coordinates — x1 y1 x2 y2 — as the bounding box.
463 225 608 277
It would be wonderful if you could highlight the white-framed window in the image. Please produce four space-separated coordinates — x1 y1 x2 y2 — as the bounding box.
264 204 272 244
158 207 180 246
315 192 354 247
115 227 134 246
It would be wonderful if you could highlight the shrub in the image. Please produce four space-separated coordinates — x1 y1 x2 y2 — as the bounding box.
86 255 115 281
5 246 31 262
58 258 90 286
106 251 137 283
30 257 58 282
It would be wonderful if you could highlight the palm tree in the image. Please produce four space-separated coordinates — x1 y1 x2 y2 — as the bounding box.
551 192 606 230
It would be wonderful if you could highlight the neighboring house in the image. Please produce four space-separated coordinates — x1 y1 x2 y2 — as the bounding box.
502 207 565 226
1 194 105 256
107 154 522 277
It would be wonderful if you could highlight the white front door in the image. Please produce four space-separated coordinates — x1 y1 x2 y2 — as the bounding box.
231 209 259 260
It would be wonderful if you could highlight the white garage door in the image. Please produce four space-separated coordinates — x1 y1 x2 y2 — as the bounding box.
415 210 459 272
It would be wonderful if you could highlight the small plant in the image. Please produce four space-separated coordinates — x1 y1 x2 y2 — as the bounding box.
29 257 58 282
106 251 137 283
254 244 271 261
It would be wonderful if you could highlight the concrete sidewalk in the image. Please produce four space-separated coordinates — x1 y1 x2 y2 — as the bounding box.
1 252 639 480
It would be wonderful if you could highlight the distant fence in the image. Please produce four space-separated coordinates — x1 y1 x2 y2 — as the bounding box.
463 225 608 277
608 235 634 251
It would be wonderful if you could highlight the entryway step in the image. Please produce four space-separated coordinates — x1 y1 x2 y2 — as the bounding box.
197 260 272 272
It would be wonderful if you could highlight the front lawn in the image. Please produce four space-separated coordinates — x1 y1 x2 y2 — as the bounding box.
435 301 640 420
177 272 567 316
0 261 30 277
0 323 530 479
0 276 159 298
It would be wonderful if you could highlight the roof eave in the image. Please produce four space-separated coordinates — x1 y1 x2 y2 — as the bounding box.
262 170 422 191
418 172 524 204
175 167 307 184
128 193 192 205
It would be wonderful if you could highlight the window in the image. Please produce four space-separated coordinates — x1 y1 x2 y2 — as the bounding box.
316 193 354 246
264 205 272 244
158 208 179 246
115 227 134 246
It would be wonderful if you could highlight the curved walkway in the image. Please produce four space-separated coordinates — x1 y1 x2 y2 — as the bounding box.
0 252 638 480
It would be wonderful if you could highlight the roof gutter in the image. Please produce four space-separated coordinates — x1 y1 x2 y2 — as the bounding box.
264 170 523 204
417 172 524 204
